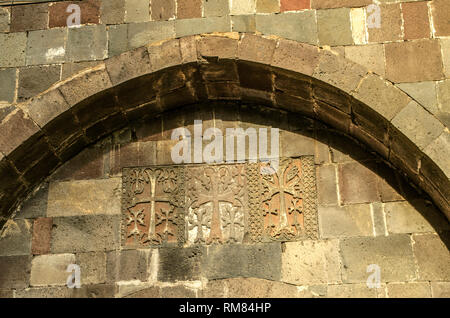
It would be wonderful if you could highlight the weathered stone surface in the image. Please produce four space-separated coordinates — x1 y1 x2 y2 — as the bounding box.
441 38 450 78
239 34 276 64
205 243 282 281
338 162 379 205
371 202 387 237
257 0 280 13
161 285 197 298
437 79 450 113
10 3 48 32
51 215 120 253
272 39 320 76
175 16 230 38
22 89 69 128
17 65 61 102
107 249 150 282
413 233 450 281
158 246 205 282
0 7 9 32
204 0 229 16
317 8 352 46
122 285 160 298
61 61 102 80
101 0 125 24
151 0 175 21
402 1 430 40
397 82 438 114
30 253 75 286
0 219 31 256
197 36 238 60
26 29 67 65
16 184 48 220
327 283 377 298
0 69 16 103
431 0 450 36
368 4 402 43
177 0 202 19
391 101 444 150
16 287 69 298
106 47 152 85
256 11 318 45
230 0 256 15
125 0 150 22
76 252 107 284
32 218 52 255
129 21 175 48
225 277 300 298
108 24 128 57
353 74 411 120
423 132 450 179
0 289 13 298
311 0 371 9
431 282 450 298
0 255 31 289
0 33 27 67
47 178 121 217
281 0 310 11
340 235 416 283
345 44 385 77
385 40 444 83
71 284 116 298
49 0 101 27
319 204 373 238
387 282 431 298
67 25 108 62
316 165 338 205
232 15 256 32
148 39 183 71
281 239 341 285
280 131 314 157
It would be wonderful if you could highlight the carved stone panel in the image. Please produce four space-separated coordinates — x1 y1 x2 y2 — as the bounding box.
122 166 185 247
185 164 247 245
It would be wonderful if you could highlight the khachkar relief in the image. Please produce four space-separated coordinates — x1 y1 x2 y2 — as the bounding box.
122 167 185 247
121 157 318 247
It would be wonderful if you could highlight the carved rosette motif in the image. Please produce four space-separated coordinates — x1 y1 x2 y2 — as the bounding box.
122 166 185 247
121 157 318 247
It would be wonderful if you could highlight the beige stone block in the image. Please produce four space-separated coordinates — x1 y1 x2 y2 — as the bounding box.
413 233 450 281
431 282 450 298
317 8 353 46
397 82 438 114
387 282 431 298
345 44 385 77
350 8 366 45
327 283 378 298
230 0 256 15
125 0 150 23
31 254 76 286
47 178 122 217
282 239 341 285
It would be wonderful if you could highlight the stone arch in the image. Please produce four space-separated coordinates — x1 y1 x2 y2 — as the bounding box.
0 33 448 227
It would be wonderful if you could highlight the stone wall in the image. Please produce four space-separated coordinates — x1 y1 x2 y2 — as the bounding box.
0 102 449 298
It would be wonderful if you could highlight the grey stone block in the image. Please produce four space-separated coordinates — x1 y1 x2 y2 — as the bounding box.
67 25 108 62
106 249 149 282
0 219 32 256
175 16 231 38
26 28 67 65
158 246 206 282
0 255 31 289
128 21 175 49
0 33 27 67
0 68 16 103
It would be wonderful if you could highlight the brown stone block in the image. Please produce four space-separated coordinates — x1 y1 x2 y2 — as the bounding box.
106 47 152 85
413 232 450 281
316 165 338 205
281 0 310 11
0 255 31 289
42 110 82 149
338 161 380 205
197 36 238 60
22 151 60 186
272 39 320 76
148 39 183 72
206 82 241 100
275 91 315 116
49 0 100 28
177 0 202 19
368 4 402 43
10 3 48 32
85 112 127 142
385 39 444 83
115 74 159 111
110 143 140 176
51 146 104 181
200 60 238 82
8 133 52 173
238 34 277 64
32 218 52 255
311 0 371 9
431 0 450 36
314 100 351 133
151 0 175 21
351 99 389 145
275 69 312 101
402 1 430 40
312 81 349 113
238 61 273 91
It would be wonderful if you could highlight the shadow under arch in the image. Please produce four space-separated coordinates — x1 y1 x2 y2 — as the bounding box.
0 33 448 229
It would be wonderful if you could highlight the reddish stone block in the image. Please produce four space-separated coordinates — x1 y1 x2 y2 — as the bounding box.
177 0 202 19
49 0 100 28
368 4 402 43
51 147 104 181
281 0 310 11
338 162 380 205
151 0 175 21
402 1 430 40
431 0 450 36
32 217 52 255
10 3 48 32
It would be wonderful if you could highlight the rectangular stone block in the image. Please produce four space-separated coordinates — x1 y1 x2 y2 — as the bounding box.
317 8 353 46
413 233 450 281
0 219 32 256
0 7 9 32
0 255 31 289
0 68 16 103
16 286 70 298
76 252 107 284
0 33 27 67
128 21 175 49
316 164 338 205
107 249 149 282
345 44 385 77
440 38 450 78
431 282 450 298
281 239 341 285
10 3 48 32
125 0 150 23
311 0 371 9
151 0 175 21
32 218 52 255
30 253 75 286
204 0 229 16
51 215 120 253
67 25 108 62
340 235 416 283
230 0 256 15
17 65 61 102
368 4 402 43
26 29 67 65
338 162 380 205
385 39 444 83
158 246 206 282
177 0 202 19
326 283 377 298
387 282 431 298
257 0 280 13
232 15 256 32
101 0 125 24
15 183 48 220
402 1 430 40
319 204 373 238
49 0 100 28
108 24 128 57
47 178 121 217
431 0 450 37
205 243 282 281
175 16 230 38
281 0 310 11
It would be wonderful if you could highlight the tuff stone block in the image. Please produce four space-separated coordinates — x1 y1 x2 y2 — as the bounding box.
125 0 150 22
391 101 444 150
239 34 276 64
0 69 16 103
413 233 450 281
0 7 9 32
368 4 402 43
158 247 205 282
107 24 128 57
76 252 107 284
0 255 31 289
17 65 61 102
387 282 431 298
107 249 150 282
26 29 67 66
30 253 75 286
47 178 121 217
128 21 175 48
344 44 385 77
225 277 300 298
340 235 416 283
51 215 121 253
101 0 125 24
281 0 310 11
67 25 108 62
256 11 318 44
311 0 371 9
231 15 256 32
51 146 104 181
319 204 373 238
177 0 202 18
281 239 341 285
316 164 338 205
49 0 101 28
317 8 353 46
437 79 450 113
338 162 380 205
71 284 116 298
32 218 52 255
205 243 282 281
148 39 183 71
272 39 320 76
0 219 32 256
106 46 152 85
204 0 229 16
402 1 430 40
385 39 444 83
230 0 256 15
441 39 450 78
327 283 377 298
397 82 438 114
0 32 27 67
175 16 230 38
431 0 450 36
431 282 450 298
10 3 48 32
257 0 280 13
161 286 196 298
151 0 175 21
61 61 102 80
15 287 69 298
16 184 48 220
423 132 450 179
